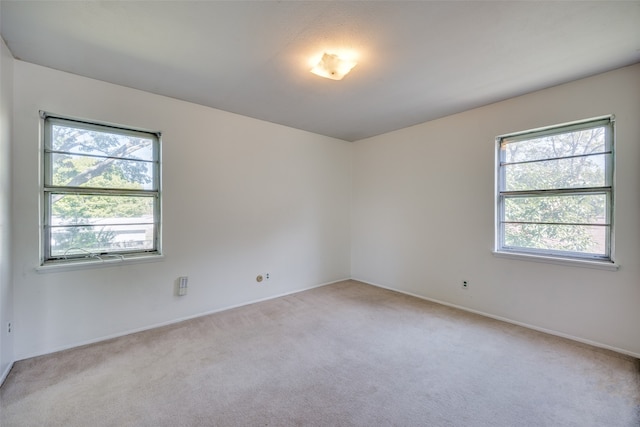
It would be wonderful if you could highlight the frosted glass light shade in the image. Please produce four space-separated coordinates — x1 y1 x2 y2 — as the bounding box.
311 53 357 80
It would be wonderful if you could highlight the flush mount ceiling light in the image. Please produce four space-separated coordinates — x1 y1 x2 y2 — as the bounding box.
310 53 357 80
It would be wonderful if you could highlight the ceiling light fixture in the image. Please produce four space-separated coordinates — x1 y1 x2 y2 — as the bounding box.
310 53 357 81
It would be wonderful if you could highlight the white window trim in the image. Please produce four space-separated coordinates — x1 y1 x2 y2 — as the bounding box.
39 111 163 268
491 250 619 271
494 115 616 269
36 253 165 273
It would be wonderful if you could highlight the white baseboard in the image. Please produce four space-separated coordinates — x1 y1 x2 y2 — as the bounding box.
18 278 350 361
354 277 640 360
0 360 14 387
18 277 638 362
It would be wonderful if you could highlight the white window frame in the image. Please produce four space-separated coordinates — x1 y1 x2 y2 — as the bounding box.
495 116 615 267
40 112 162 267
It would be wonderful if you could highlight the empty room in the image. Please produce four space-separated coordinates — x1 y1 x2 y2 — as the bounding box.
1 1 639 426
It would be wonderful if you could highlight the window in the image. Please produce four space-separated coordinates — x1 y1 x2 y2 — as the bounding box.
496 116 614 263
42 113 161 265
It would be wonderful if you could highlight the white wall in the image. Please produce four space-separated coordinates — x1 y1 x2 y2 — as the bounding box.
9 57 640 360
352 64 640 356
12 61 352 359
0 37 14 380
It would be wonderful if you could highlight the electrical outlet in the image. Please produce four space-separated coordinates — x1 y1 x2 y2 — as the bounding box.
265 273 270 280
462 280 469 289
7 322 11 333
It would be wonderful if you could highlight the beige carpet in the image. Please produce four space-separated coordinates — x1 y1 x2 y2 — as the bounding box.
1 280 639 426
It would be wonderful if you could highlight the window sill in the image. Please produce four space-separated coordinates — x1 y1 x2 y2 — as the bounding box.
492 250 619 271
36 253 164 273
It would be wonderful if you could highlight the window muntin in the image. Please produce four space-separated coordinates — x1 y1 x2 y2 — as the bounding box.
497 117 614 262
42 114 161 264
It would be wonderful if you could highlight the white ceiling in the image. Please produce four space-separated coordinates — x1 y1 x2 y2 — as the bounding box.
1 1 639 141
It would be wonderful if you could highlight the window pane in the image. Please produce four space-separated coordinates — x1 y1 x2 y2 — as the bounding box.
503 154 608 191
49 124 154 161
49 153 155 190
497 118 613 261
503 127 606 163
50 224 155 257
43 115 161 263
49 193 155 257
504 194 607 224
503 223 607 255
50 194 155 226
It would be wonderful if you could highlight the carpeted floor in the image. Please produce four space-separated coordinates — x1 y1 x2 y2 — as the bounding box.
1 280 639 426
